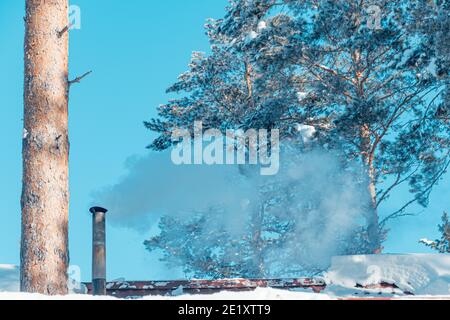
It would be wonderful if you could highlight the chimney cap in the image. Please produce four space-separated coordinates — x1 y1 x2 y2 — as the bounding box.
90 206 108 214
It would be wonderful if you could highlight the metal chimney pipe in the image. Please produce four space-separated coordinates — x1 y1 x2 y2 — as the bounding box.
90 206 108 296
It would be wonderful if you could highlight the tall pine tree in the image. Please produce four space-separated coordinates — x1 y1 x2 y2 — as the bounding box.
22 0 70 294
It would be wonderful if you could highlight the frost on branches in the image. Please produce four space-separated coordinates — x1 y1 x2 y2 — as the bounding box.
144 0 450 278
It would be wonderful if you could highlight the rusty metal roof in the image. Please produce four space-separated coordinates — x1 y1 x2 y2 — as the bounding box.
83 278 327 298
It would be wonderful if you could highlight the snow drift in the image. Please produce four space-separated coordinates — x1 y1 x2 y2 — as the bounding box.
0 265 19 292
325 254 450 295
0 288 333 300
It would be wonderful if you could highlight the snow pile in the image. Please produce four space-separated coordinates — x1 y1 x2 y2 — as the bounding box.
147 288 332 300
0 293 118 300
0 264 86 295
325 254 450 295
0 265 19 292
0 288 332 300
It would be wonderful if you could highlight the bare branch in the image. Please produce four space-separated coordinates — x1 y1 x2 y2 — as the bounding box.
380 156 450 226
69 71 92 86
57 23 73 38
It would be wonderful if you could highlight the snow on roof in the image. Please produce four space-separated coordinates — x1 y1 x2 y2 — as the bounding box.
325 254 450 296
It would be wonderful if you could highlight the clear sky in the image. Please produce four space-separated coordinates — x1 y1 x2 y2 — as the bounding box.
0 0 448 282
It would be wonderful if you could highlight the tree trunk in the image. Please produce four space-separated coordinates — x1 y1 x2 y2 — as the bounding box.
249 204 265 278
366 163 381 253
360 125 381 253
21 0 69 295
244 60 257 111
244 61 253 100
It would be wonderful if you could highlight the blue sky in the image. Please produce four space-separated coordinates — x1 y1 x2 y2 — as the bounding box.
0 0 448 282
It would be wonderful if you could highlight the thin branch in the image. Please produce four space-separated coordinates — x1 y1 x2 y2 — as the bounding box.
376 172 401 207
69 71 92 86
376 163 421 208
58 23 73 38
380 156 450 226
380 205 423 227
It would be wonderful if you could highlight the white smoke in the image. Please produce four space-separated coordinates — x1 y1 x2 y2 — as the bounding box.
94 145 369 275
264 149 368 272
93 151 257 232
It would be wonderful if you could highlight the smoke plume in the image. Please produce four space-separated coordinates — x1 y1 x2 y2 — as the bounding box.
94 145 368 275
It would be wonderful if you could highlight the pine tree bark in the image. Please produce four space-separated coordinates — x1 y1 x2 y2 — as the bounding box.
360 124 381 253
21 0 69 295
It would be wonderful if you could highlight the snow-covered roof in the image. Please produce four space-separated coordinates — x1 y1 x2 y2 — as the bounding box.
2 254 450 299
326 254 450 296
